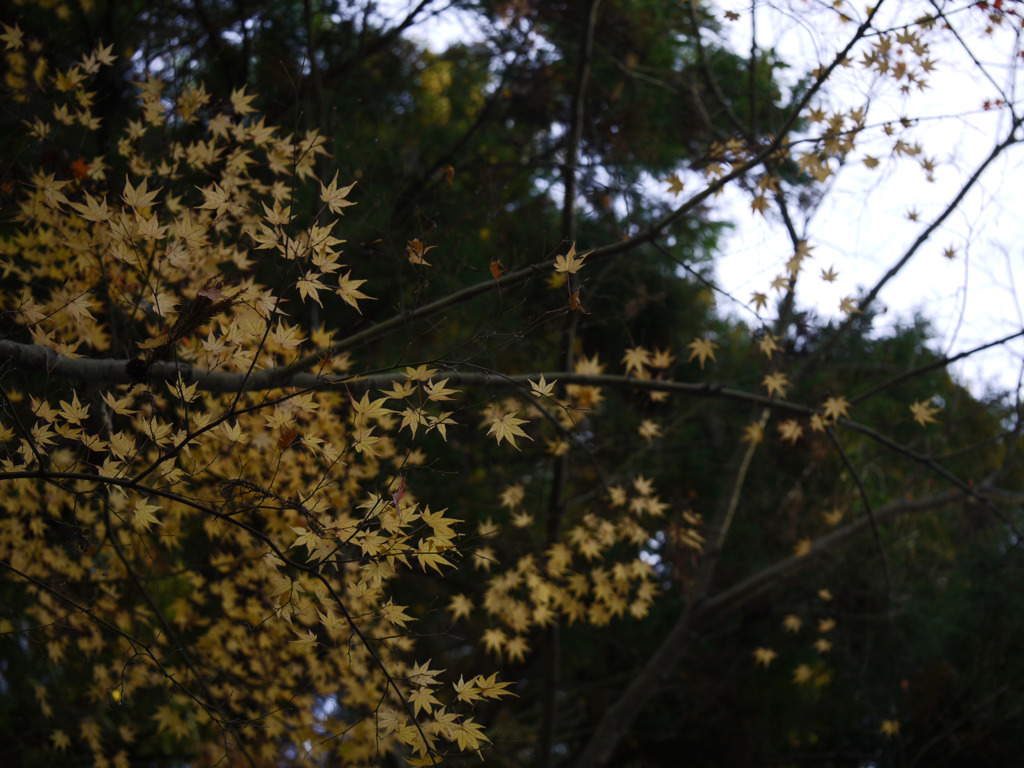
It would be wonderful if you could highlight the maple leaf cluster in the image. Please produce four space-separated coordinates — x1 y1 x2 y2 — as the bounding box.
0 35 515 765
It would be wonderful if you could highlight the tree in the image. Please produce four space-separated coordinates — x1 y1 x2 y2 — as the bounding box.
1 0 1023 766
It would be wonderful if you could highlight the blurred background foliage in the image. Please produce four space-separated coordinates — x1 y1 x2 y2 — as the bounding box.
1 1 1023 766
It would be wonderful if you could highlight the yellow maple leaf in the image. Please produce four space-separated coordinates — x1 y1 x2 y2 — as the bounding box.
416 538 453 574
408 686 440 717
296 272 327 306
759 334 780 359
382 379 416 400
380 600 413 628
839 295 861 316
406 238 435 266
290 628 318 650
910 398 941 426
166 373 199 404
261 199 292 226
337 272 371 311
823 507 844 526
529 375 557 398
424 378 459 401
50 729 70 752
783 614 803 633
879 719 900 737
638 419 662 443
553 242 589 274
420 506 459 538
70 191 110 222
472 545 497 572
452 674 479 703
197 182 232 216
753 647 778 667
741 421 764 445
650 347 675 368
317 607 345 638
472 672 515 700
687 337 719 370
290 526 319 554
500 484 525 508
316 172 357 216
122 176 161 209
57 392 90 424
504 635 529 663
408 660 444 687
770 274 792 293
762 372 791 398
778 419 803 444
221 420 247 444
477 516 500 538
132 498 162 531
792 663 814 685
482 628 507 657
486 411 532 449
229 85 257 115
448 718 489 751
510 510 534 527
448 594 473 620
822 396 851 422
351 392 392 422
1 22 24 51
793 537 813 557
622 346 652 375
405 364 439 382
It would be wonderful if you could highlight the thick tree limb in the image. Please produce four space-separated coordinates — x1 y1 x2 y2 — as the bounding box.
2 339 1006 517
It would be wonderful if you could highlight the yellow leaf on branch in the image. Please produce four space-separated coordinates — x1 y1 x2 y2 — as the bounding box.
486 411 532 449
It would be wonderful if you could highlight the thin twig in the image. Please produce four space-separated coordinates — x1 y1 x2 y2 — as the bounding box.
824 425 892 602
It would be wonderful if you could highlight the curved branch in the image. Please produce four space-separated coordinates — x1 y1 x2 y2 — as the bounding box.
2 338 1009 529
693 408 769 599
696 491 967 622
850 329 1024 406
824 424 891 601
572 489 965 768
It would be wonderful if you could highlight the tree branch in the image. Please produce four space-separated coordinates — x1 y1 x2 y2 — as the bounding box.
270 2 884 375
572 489 965 768
801 113 1024 375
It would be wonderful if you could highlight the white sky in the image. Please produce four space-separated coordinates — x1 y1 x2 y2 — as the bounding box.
386 0 1024 396
711 0 1024 397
